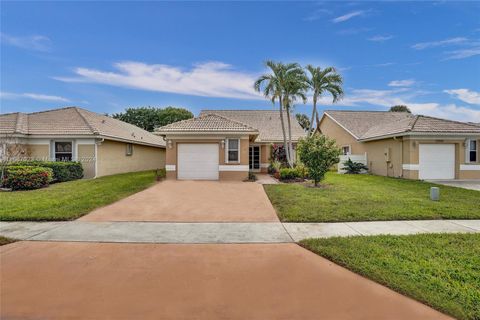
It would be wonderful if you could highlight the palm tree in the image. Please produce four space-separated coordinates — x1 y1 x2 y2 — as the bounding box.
254 61 307 167
305 65 344 135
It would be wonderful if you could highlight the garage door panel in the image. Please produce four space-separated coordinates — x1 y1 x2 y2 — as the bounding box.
419 144 455 180
177 144 219 180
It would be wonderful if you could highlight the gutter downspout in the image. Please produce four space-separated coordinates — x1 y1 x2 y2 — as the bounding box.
93 138 104 179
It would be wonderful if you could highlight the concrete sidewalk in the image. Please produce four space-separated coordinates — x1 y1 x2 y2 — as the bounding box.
1 220 479 243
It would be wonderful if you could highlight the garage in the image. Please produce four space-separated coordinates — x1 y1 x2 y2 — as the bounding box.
419 144 455 180
177 143 219 180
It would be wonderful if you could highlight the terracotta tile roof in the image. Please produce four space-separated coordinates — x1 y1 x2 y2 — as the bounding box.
155 114 259 134
199 110 307 142
0 107 165 147
324 110 480 141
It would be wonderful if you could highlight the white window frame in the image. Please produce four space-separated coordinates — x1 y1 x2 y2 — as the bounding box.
466 139 478 163
126 143 134 156
51 140 76 162
225 138 240 164
341 145 351 156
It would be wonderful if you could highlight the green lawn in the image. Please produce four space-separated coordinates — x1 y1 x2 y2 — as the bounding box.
0 171 157 221
0 236 17 246
300 234 480 320
264 173 480 222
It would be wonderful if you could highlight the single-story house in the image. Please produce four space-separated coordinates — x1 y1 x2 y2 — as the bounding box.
155 110 306 180
0 107 166 178
319 110 480 180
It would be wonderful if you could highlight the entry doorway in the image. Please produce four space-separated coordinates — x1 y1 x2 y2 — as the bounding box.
249 146 260 171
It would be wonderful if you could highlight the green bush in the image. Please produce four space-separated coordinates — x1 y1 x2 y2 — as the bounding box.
279 167 302 180
342 158 368 174
3 166 53 190
268 160 282 174
9 161 83 182
156 168 166 179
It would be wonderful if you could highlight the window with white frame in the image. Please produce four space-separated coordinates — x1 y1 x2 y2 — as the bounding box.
341 145 351 155
227 139 240 163
54 141 73 161
126 143 133 156
468 139 477 162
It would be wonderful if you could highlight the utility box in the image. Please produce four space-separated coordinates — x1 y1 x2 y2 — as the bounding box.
384 148 391 162
430 187 440 201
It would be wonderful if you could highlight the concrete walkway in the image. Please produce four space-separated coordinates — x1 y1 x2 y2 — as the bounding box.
1 219 479 243
427 179 480 191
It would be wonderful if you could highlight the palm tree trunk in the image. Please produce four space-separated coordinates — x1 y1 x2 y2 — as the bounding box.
315 107 321 133
278 98 291 167
308 95 317 136
286 105 294 167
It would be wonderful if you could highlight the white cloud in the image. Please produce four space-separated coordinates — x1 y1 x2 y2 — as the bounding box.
0 91 70 102
444 89 480 105
443 47 480 60
411 37 468 50
332 10 366 23
0 33 51 52
55 61 263 100
367 35 394 42
388 79 416 87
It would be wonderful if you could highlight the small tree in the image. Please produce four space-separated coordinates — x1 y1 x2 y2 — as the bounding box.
0 134 28 187
296 113 311 132
297 134 341 186
112 106 193 131
389 105 411 113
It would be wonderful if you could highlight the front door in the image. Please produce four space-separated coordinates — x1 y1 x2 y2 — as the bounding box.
249 146 260 171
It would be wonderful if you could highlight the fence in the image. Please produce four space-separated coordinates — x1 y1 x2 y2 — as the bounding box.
338 153 368 174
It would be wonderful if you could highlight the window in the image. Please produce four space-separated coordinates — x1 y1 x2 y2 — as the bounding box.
126 143 133 156
55 141 72 161
227 139 239 162
342 146 351 155
469 139 477 162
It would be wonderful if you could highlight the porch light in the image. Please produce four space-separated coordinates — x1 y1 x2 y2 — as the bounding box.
221 140 225 149
167 140 173 149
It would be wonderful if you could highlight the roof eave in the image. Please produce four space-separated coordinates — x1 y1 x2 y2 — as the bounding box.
359 131 480 142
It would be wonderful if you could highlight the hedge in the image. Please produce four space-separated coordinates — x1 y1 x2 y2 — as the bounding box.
3 166 53 190
279 167 302 180
9 161 83 182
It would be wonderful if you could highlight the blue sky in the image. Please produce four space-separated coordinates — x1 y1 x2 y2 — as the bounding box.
1 1 479 121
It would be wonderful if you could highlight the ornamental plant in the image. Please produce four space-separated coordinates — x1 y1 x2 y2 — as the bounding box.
297 134 341 186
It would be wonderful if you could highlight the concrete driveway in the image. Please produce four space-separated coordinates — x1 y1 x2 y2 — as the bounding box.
0 241 451 320
81 180 278 222
429 180 480 191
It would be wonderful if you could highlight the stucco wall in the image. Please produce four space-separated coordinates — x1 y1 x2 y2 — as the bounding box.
97 140 165 177
364 138 403 178
77 144 95 178
165 137 249 180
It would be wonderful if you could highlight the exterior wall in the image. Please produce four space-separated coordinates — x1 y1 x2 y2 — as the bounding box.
77 144 95 178
27 144 49 159
319 115 367 154
364 138 403 178
97 140 165 177
164 136 249 181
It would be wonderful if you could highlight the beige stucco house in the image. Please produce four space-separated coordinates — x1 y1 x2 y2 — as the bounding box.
0 107 166 178
155 110 306 180
319 110 480 180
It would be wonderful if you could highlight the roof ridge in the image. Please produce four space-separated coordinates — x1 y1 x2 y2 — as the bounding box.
201 109 277 112
199 113 258 131
23 106 78 115
414 114 480 129
325 110 410 114
73 107 100 134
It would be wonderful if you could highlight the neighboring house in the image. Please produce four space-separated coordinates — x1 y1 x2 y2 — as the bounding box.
155 110 306 180
0 107 166 178
319 110 480 180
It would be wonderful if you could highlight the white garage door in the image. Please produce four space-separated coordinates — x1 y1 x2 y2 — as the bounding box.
419 144 455 180
177 144 219 180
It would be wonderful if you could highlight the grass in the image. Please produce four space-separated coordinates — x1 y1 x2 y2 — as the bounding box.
0 171 157 221
264 173 480 222
0 236 17 246
300 233 480 320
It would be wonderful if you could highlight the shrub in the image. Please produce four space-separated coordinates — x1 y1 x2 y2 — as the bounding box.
9 161 83 182
279 167 301 181
268 160 282 174
294 162 309 179
156 168 166 180
3 166 53 190
247 172 257 181
342 158 368 174
271 144 288 167
297 134 341 186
